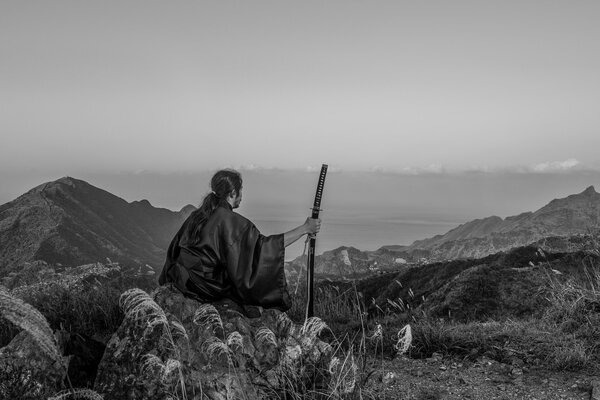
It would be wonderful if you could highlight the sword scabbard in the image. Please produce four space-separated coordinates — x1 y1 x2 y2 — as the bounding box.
306 164 328 320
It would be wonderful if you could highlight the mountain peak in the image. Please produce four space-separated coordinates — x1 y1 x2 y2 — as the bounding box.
582 185 597 195
37 176 88 191
1 177 191 271
54 176 87 186
27 176 82 195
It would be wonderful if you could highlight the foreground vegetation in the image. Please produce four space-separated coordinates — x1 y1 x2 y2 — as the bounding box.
289 246 600 373
1 243 600 398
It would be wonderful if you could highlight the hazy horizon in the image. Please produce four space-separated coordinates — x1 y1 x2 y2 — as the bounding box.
2 168 599 258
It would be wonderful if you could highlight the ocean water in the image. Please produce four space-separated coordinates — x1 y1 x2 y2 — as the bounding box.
252 215 462 260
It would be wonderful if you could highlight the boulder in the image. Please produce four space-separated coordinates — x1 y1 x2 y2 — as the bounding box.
94 285 337 400
0 331 67 400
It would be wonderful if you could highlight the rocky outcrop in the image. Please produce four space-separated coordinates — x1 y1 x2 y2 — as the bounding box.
94 285 340 400
0 331 67 400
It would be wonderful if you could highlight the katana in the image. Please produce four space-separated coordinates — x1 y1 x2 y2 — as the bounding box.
306 164 328 319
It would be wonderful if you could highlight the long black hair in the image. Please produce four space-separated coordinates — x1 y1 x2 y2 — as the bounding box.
182 169 242 244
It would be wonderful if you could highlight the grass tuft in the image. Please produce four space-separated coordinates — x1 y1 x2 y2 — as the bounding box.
193 304 224 334
47 389 105 400
0 285 63 367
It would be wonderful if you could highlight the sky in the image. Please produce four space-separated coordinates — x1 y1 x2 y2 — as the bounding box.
2 2 600 254
1 1 600 174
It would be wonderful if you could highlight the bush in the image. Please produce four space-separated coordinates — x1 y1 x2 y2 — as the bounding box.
1 261 157 347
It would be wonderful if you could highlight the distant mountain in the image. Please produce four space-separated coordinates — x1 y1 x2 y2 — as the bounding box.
287 245 409 278
401 186 600 261
288 186 600 279
0 177 194 276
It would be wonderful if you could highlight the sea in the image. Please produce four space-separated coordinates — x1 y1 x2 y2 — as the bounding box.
251 214 462 260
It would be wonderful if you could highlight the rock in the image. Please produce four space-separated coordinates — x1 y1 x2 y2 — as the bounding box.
592 379 600 400
427 352 444 363
509 356 525 368
510 368 523 376
478 356 494 366
382 372 398 385
94 285 338 400
0 331 67 399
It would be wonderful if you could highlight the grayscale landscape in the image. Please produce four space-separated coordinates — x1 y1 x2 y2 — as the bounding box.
1 2 600 399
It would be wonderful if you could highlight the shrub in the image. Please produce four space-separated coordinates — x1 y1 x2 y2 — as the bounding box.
1 262 156 347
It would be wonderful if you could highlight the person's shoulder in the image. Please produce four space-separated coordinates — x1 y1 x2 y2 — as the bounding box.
212 206 252 228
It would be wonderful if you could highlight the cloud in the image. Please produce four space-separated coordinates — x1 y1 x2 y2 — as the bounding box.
362 159 598 176
531 158 581 173
170 161 595 176
368 164 448 175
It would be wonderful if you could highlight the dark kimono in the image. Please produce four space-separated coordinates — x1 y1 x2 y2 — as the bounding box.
158 204 291 311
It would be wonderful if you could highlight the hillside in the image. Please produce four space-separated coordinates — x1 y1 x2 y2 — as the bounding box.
353 244 600 321
0 177 194 275
402 186 600 261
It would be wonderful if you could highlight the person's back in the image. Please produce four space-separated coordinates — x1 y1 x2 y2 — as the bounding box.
159 169 321 312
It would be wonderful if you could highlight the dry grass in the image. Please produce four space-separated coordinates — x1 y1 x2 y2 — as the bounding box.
1 261 144 348
119 288 189 400
0 284 106 400
0 285 63 367
193 303 224 334
47 388 105 400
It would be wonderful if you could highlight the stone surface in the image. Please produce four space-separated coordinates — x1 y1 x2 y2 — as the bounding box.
381 371 398 385
591 379 600 400
94 285 335 400
0 331 67 399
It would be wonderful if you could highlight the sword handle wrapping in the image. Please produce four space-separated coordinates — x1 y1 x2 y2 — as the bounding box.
312 164 328 216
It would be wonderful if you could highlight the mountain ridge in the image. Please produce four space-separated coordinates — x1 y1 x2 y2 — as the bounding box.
3 178 599 278
402 185 600 261
0 176 194 275
288 186 600 276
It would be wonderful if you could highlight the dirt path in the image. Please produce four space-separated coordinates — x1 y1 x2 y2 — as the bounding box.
364 355 596 400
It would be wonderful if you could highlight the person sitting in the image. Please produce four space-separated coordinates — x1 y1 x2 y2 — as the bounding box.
158 169 321 312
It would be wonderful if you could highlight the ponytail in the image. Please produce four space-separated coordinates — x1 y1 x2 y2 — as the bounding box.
182 169 242 245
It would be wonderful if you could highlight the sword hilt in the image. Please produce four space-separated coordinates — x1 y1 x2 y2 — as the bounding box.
312 165 328 210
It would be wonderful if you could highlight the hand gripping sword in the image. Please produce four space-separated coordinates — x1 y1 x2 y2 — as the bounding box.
305 164 328 319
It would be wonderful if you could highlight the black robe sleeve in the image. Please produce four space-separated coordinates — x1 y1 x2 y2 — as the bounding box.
223 221 291 311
